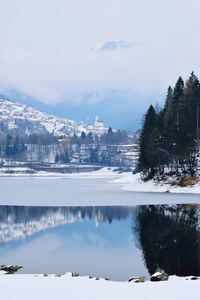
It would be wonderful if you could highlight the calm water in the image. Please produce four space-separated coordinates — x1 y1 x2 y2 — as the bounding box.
0 204 200 281
0 177 200 206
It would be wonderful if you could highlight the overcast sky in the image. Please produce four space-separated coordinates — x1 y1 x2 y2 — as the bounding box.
0 0 200 105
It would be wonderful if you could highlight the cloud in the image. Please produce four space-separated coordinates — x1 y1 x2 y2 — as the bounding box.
0 0 199 104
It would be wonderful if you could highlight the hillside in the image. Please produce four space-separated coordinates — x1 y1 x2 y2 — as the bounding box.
0 96 138 171
0 96 107 137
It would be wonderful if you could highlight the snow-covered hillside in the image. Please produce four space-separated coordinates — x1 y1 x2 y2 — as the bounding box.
0 97 107 137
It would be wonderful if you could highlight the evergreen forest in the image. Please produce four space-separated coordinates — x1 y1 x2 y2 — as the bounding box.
138 72 200 180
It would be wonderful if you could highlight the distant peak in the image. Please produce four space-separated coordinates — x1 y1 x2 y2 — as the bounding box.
92 40 132 52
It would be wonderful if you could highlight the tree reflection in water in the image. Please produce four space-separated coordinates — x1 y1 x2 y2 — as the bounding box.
134 204 200 276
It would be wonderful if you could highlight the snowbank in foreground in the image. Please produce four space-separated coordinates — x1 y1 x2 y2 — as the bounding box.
113 172 200 194
0 273 199 300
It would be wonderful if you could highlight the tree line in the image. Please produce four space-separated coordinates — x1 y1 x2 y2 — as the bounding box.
138 72 200 179
0 126 133 165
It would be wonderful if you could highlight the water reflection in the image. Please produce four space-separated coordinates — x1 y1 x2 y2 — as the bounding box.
0 205 143 280
134 204 200 276
0 206 134 244
0 204 200 279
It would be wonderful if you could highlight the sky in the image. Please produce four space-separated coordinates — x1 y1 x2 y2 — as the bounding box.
0 214 148 280
0 0 200 129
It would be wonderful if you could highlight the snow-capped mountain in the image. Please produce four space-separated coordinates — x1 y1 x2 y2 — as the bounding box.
0 97 107 137
92 40 131 52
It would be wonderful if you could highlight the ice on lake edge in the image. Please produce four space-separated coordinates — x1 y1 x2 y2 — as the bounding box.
113 172 200 194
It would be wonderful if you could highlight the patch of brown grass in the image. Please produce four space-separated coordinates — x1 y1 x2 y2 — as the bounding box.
168 175 198 187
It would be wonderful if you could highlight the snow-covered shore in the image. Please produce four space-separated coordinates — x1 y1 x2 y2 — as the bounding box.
1 166 199 195
113 172 200 194
0 273 199 300
0 167 122 179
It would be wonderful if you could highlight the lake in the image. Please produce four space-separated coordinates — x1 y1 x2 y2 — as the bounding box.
0 177 199 206
0 178 199 281
0 204 200 280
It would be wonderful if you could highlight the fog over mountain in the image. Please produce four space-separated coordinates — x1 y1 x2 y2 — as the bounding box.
0 84 162 131
0 0 199 130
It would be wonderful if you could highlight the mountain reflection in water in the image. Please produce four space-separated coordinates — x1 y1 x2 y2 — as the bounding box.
0 206 134 244
0 204 199 279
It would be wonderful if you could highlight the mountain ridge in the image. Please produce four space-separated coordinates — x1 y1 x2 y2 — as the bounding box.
0 96 108 137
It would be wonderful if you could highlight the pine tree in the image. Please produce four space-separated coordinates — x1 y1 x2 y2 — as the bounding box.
139 105 158 178
162 77 185 165
80 131 86 143
184 72 200 143
5 134 13 157
55 154 60 163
